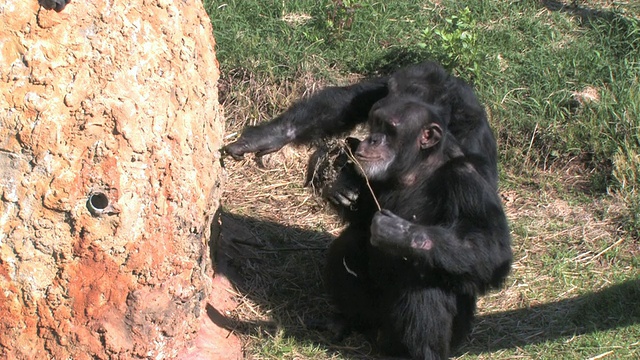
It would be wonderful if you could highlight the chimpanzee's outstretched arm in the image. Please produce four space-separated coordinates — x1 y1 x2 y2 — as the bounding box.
223 78 388 160
370 209 512 288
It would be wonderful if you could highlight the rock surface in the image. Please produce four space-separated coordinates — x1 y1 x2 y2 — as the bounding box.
0 1 225 358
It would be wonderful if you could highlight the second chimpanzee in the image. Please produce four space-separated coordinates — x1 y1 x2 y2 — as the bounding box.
224 62 512 359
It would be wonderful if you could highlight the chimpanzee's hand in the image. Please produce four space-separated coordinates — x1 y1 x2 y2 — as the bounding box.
370 210 433 251
370 210 411 247
223 137 282 160
39 0 71 12
323 137 361 207
324 172 361 208
222 126 289 160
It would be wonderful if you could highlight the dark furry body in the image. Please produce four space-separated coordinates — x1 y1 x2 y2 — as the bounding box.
325 149 511 359
224 61 512 359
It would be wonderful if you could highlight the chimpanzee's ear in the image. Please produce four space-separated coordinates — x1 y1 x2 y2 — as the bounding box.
419 123 443 149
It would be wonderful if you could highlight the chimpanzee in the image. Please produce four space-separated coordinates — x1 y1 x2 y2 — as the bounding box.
39 0 71 12
224 61 498 189
223 62 512 359
322 96 511 359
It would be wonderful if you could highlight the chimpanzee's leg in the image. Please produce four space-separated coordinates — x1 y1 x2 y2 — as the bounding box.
325 225 379 335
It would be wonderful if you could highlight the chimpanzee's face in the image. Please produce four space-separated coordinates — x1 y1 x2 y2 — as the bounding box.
354 130 396 181
354 97 441 181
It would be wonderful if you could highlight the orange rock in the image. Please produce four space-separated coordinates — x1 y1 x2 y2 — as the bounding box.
0 0 232 358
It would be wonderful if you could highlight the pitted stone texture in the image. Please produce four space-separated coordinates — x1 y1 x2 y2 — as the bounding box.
0 1 224 358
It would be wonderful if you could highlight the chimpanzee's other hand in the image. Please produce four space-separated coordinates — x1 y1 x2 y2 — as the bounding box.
222 126 288 160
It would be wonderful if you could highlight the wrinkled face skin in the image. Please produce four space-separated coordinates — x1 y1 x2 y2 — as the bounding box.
354 131 396 181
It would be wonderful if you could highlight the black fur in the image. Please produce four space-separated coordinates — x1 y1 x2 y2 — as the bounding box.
224 62 512 359
324 99 510 359
223 61 497 187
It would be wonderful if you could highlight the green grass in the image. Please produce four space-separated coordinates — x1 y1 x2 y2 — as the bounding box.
208 0 640 202
207 1 439 77
205 0 640 358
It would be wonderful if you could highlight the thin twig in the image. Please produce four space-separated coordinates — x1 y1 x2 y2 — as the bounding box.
586 350 614 360
587 237 625 264
342 141 382 211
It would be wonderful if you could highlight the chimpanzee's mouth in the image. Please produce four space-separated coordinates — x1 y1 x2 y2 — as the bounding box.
354 154 381 162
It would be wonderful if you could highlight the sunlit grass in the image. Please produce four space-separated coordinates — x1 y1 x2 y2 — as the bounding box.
205 0 640 358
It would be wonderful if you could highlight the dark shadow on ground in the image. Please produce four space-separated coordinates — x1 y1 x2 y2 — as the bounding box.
542 0 639 58
541 0 619 23
210 211 640 358
210 211 386 359
458 279 640 355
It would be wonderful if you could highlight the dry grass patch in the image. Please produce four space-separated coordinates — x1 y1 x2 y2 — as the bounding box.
219 146 639 359
215 72 638 359
457 168 639 358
